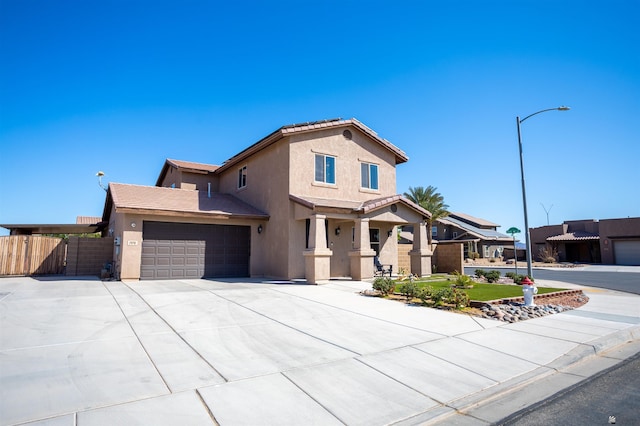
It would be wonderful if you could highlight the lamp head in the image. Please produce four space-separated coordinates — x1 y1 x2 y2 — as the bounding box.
96 171 105 177
557 106 570 111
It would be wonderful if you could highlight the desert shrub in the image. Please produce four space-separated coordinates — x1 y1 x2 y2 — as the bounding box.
468 251 480 260
452 288 470 308
484 270 501 283
431 287 454 306
506 272 526 284
475 269 486 278
372 277 395 296
489 257 496 263
417 286 434 304
452 271 474 288
401 280 419 300
538 247 558 263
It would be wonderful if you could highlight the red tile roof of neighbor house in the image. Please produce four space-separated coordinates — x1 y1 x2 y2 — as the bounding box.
547 231 600 241
108 183 269 219
217 118 409 173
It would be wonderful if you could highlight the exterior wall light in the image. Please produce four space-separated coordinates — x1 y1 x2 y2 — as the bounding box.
257 224 263 234
335 227 341 236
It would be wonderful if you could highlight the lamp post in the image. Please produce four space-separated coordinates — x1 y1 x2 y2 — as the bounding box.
517 106 570 279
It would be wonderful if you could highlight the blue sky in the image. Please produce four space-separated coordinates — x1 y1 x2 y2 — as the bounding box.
1 0 638 237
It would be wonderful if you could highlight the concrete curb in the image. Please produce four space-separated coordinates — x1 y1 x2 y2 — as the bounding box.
419 325 640 425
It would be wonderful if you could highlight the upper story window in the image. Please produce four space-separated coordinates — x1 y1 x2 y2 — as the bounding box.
238 165 247 189
315 154 335 184
432 226 438 237
360 162 379 190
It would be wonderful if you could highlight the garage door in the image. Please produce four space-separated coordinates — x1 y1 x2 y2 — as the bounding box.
141 222 250 280
613 240 640 266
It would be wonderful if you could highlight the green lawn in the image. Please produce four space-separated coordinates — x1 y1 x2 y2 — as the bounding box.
394 279 565 302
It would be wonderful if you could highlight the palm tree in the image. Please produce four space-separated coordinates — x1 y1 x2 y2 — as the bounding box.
404 185 450 246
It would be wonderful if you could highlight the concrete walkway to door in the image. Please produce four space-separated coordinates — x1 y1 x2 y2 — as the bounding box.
1 276 639 425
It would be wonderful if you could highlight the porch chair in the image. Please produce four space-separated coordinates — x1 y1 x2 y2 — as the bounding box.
374 256 393 277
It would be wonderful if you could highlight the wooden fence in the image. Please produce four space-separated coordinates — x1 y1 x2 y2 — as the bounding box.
0 236 66 276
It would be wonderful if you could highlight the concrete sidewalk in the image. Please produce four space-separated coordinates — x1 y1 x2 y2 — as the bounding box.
1 276 638 425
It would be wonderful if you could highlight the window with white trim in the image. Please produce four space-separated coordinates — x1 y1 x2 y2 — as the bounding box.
360 162 379 190
315 154 335 184
238 165 247 188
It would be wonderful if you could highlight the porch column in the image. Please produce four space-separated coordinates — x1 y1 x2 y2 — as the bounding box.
409 221 433 276
303 214 332 284
349 218 376 280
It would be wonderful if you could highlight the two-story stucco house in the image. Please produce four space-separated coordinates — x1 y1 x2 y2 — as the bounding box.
103 118 432 283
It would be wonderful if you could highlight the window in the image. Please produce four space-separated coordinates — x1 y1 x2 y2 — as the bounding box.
238 165 247 188
360 162 379 190
370 228 380 255
452 231 458 238
432 226 438 237
315 154 335 184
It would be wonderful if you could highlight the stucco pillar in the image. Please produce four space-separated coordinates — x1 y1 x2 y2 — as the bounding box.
349 218 376 280
410 221 432 277
303 214 332 284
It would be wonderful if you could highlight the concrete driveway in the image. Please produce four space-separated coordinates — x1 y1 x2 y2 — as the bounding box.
1 276 638 425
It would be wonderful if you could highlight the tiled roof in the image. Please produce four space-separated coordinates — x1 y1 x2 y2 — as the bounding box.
76 216 102 224
218 118 409 173
109 183 269 219
547 231 599 241
361 195 432 218
289 194 431 218
166 159 220 173
450 212 500 228
438 216 511 241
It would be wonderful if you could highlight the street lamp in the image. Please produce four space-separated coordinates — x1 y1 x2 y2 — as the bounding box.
516 106 570 279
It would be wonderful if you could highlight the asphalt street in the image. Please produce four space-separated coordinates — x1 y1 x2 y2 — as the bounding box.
497 350 640 425
464 266 640 295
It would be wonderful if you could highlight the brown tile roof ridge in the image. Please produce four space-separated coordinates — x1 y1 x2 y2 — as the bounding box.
76 216 102 224
361 195 431 218
289 194 362 211
219 118 408 172
166 158 220 172
547 231 600 241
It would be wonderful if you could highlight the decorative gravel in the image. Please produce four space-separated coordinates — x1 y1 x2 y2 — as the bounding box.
478 292 589 323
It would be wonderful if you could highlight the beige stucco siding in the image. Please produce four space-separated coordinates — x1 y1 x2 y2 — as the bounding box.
217 139 291 278
288 127 398 200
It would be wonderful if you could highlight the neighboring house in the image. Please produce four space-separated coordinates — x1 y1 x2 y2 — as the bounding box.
103 118 432 283
432 212 513 259
530 217 640 265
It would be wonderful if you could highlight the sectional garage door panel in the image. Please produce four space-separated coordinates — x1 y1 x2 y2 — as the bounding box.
141 222 250 280
613 240 640 266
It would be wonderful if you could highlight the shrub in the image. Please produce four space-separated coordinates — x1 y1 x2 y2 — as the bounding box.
468 251 480 260
538 247 558 263
372 277 395 296
452 288 470 308
484 270 501 283
401 280 419 301
452 271 474 288
475 269 486 278
431 287 454 306
417 286 434 304
506 272 526 284
489 257 496 263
